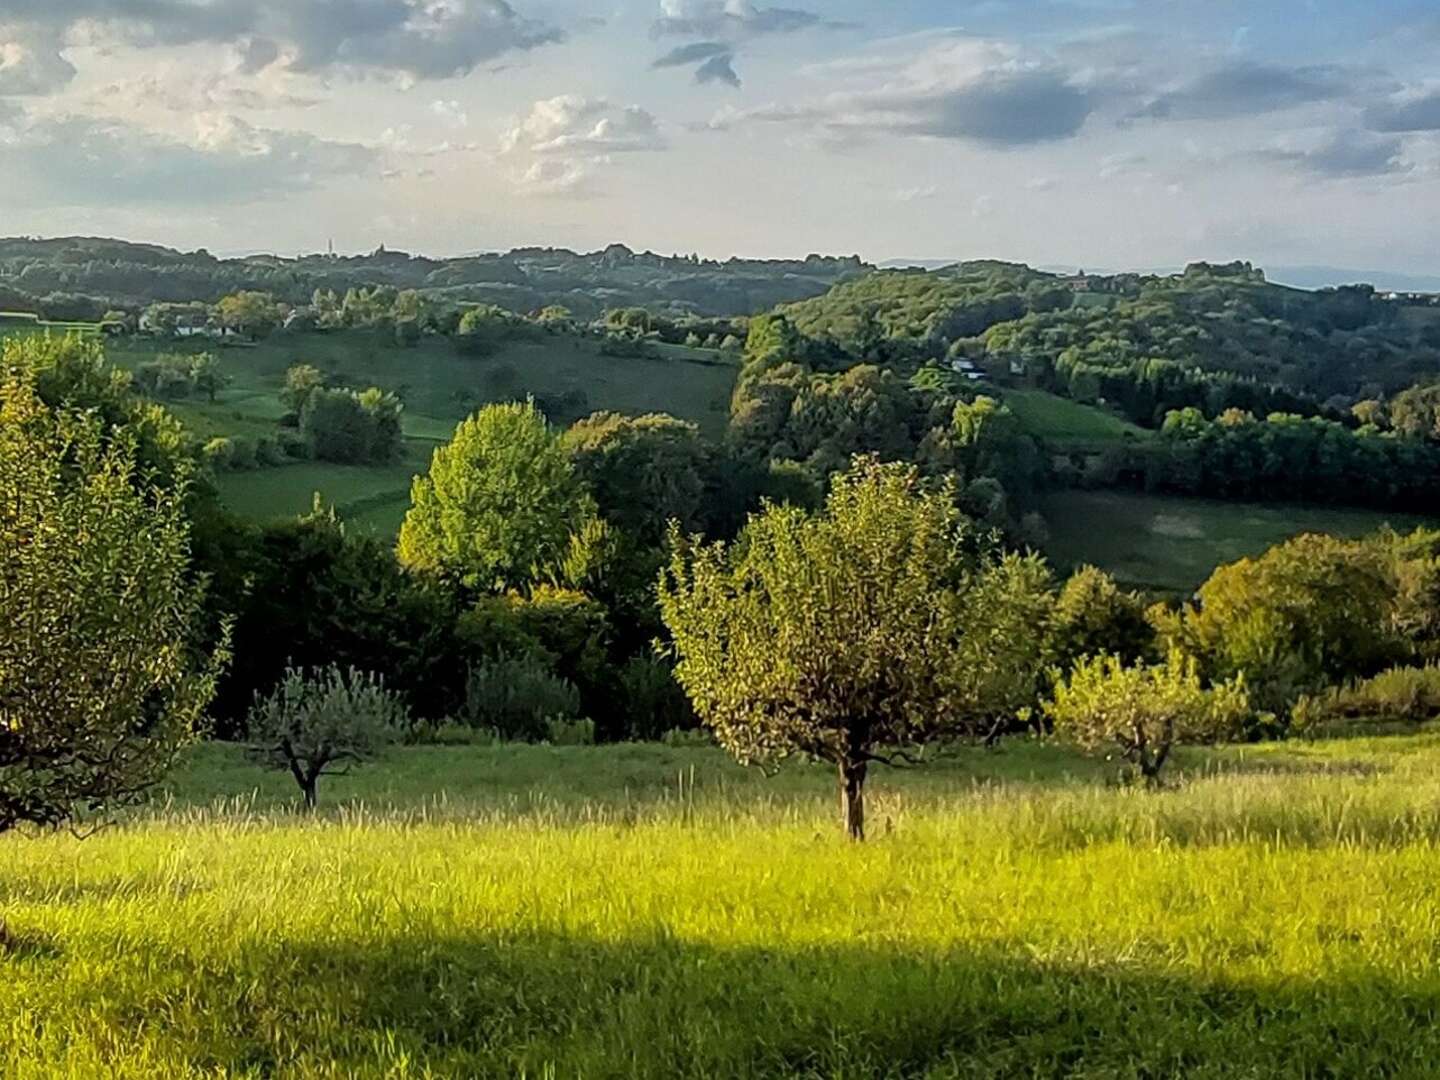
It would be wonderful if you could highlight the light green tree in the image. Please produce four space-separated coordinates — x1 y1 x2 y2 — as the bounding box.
398 401 593 591
0 371 223 836
247 666 408 809
1045 651 1250 784
659 457 1054 840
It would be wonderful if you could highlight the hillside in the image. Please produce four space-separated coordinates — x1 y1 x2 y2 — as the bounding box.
0 237 869 321
105 329 738 532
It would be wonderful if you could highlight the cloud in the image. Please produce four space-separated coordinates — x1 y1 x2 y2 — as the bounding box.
1365 88 1440 133
650 0 845 88
85 72 322 113
1257 129 1410 179
501 96 666 196
430 99 469 129
709 39 1095 147
0 108 376 206
695 53 741 88
652 0 823 40
1131 61 1352 122
0 1 564 93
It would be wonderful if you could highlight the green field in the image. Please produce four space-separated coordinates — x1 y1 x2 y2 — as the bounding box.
0 313 108 336
100 331 738 532
1002 388 1148 449
6 733 1440 1076
1041 489 1436 592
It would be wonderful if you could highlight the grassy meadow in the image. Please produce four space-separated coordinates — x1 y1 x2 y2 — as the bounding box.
1040 489 1437 593
6 734 1440 1076
1002 388 1149 451
100 330 738 533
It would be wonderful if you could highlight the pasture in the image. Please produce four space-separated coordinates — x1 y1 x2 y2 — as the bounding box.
1039 489 1437 593
5 734 1440 1077
1002 388 1149 450
104 330 737 532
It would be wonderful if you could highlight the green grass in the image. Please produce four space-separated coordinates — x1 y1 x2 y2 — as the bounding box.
103 330 737 532
1003 388 1148 449
6 734 1440 1076
1040 489 1436 592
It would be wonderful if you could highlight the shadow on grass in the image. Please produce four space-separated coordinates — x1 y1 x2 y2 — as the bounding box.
18 928 1440 1077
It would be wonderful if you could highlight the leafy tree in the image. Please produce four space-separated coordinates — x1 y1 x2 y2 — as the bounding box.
189 352 227 403
659 457 1053 840
399 401 593 590
0 371 223 834
1048 566 1154 672
1152 533 1401 711
1045 651 1250 784
247 666 408 809
281 364 325 418
300 386 403 464
216 291 282 339
563 412 710 544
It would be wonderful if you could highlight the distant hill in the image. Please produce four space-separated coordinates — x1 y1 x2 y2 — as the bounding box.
0 236 871 320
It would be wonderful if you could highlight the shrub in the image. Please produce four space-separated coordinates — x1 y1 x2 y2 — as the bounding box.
254 437 286 467
619 656 696 742
1292 664 1440 734
463 652 582 742
545 717 597 746
228 437 259 471
1045 651 1250 784
203 437 236 471
247 665 409 808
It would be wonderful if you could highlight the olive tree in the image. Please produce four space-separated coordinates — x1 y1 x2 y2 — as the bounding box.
659 457 1054 840
0 373 221 835
247 666 408 809
1044 651 1250 784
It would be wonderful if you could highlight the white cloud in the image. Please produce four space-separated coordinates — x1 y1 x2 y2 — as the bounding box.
0 107 376 206
431 99 469 130
500 96 666 197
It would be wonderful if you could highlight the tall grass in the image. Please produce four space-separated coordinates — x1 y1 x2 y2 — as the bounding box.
4 736 1440 1076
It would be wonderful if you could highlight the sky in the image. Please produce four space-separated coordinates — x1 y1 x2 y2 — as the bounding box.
0 0 1436 274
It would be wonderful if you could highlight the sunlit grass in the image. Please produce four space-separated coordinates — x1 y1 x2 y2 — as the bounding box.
5 734 1440 1076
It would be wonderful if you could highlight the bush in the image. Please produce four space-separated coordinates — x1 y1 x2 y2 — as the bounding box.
228 437 259 471
247 665 409 808
203 437 235 471
463 652 582 742
1292 664 1440 734
1045 651 1250 784
545 717 596 746
255 437 286 468
619 656 696 741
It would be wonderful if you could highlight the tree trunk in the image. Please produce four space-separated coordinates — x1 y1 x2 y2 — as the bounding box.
301 777 318 810
839 759 868 842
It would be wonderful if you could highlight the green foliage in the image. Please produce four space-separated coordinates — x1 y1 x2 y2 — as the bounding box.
619 656 697 742
1292 664 1440 733
462 652 583 742
300 386 403 465
563 411 709 543
247 665 408 807
216 291 283 339
399 401 593 590
1048 566 1154 671
281 364 326 417
1154 533 1402 712
1045 651 1250 783
0 370 222 832
660 457 1054 838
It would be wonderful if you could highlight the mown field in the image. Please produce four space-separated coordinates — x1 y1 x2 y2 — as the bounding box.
5 733 1440 1077
99 331 738 533
1040 489 1437 593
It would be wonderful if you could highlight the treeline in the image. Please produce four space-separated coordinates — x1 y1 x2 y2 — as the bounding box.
0 236 867 320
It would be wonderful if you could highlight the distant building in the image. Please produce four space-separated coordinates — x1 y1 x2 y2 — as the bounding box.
950 358 987 382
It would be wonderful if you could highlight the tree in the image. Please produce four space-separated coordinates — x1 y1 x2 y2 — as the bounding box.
562 412 710 544
1048 566 1154 672
398 401 593 591
189 352 227 403
216 291 282 339
247 666 408 809
0 371 223 835
281 364 325 418
1045 651 1250 784
659 457 1054 840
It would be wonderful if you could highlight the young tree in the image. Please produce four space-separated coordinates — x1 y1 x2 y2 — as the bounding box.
188 352 227 403
281 364 325 418
247 666 408 809
660 457 1054 840
216 291 282 340
0 372 223 836
398 401 593 591
1044 651 1250 784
